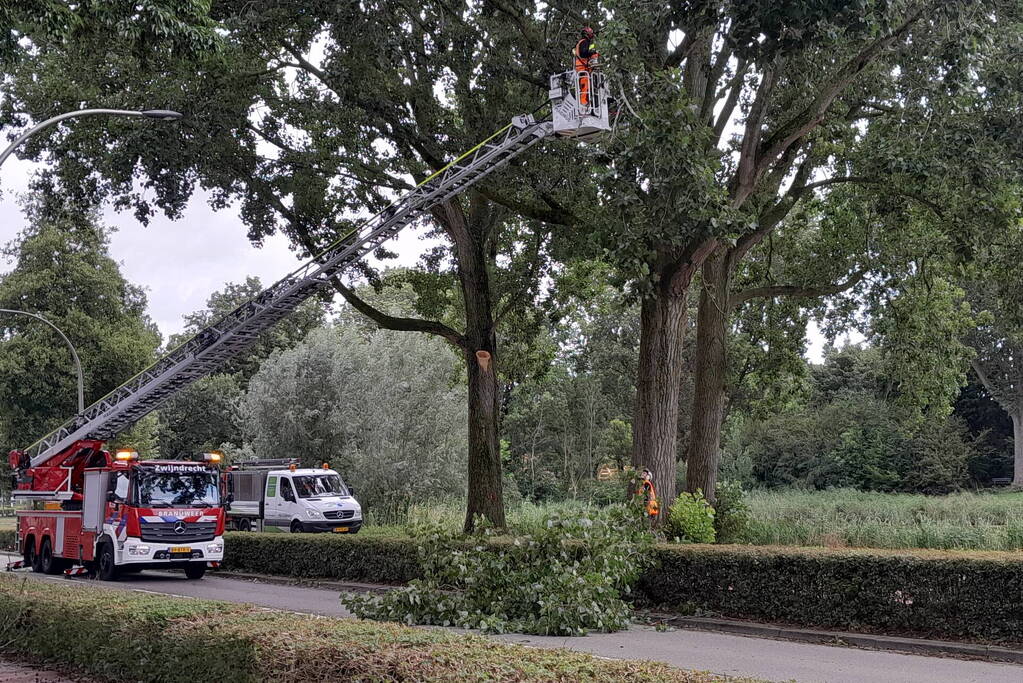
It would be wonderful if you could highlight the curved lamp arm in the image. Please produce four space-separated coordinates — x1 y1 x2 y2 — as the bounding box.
0 108 182 170
0 308 84 413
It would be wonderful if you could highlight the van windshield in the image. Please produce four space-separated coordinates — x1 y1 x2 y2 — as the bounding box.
292 474 347 498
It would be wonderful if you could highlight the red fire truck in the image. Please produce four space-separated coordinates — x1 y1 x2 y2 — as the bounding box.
8 440 224 580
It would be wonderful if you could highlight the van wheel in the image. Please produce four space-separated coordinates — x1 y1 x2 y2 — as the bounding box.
40 538 64 575
290 520 305 533
237 518 251 532
97 542 119 581
184 564 206 580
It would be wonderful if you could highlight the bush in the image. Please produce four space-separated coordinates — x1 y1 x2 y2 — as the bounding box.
638 544 1023 642
666 491 716 544
0 529 14 550
221 532 420 583
727 389 979 494
713 481 752 543
343 505 654 635
582 478 627 506
0 574 746 682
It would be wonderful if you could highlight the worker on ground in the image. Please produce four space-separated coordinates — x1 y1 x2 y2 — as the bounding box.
637 468 659 519
573 26 599 108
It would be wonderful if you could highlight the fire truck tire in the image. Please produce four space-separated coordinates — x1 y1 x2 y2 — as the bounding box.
97 542 120 581
39 538 65 575
184 564 206 580
290 520 305 533
24 539 40 573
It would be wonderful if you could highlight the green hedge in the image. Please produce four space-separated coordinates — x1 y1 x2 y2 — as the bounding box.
639 544 1023 642
0 574 742 683
0 530 14 550
222 532 1023 642
222 532 420 583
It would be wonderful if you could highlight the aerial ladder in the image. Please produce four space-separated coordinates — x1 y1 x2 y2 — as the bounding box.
8 70 611 498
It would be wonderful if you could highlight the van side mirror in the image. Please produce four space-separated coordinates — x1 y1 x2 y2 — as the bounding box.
283 490 295 503
348 487 356 497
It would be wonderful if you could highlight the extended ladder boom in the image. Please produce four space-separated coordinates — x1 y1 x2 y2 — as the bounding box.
22 115 554 467
18 68 610 473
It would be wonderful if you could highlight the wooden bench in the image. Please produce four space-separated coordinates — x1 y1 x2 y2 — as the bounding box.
991 477 1013 486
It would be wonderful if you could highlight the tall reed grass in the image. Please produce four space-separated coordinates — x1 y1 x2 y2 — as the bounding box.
744 488 1023 550
365 488 1023 551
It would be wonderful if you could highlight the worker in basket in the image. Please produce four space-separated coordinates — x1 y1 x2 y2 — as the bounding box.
573 26 599 108
637 467 659 519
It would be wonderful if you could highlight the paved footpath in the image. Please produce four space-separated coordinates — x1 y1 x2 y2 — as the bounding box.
0 661 72 683
6 565 1023 683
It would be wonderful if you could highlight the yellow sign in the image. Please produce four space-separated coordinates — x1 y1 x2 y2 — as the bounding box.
597 465 616 482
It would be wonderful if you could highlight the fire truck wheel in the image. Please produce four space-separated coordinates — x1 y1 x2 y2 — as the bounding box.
290 520 305 534
184 563 206 580
97 542 120 581
39 538 64 575
24 539 40 573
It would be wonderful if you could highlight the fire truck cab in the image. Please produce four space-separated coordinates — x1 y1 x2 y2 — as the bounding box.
10 440 225 580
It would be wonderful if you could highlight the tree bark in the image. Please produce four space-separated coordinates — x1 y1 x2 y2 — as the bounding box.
631 284 690 517
685 250 730 503
464 341 504 531
1013 411 1023 488
450 204 505 533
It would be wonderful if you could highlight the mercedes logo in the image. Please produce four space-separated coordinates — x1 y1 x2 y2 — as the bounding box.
173 521 187 535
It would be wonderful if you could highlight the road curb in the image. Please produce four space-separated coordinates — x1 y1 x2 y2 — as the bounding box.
215 569 396 594
648 614 1023 664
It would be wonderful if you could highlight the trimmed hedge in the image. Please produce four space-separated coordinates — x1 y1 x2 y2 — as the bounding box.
639 544 1023 642
223 532 420 583
0 574 746 682
222 532 1023 642
0 530 14 550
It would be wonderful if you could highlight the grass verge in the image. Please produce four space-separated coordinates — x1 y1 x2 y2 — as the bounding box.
0 574 754 682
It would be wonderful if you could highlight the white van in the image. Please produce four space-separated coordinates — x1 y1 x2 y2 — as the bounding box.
225 460 363 534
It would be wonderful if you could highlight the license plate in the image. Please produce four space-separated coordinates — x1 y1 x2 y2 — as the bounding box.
170 546 192 553
332 527 349 533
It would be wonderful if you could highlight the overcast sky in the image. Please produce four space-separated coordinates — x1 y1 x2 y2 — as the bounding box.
0 152 430 343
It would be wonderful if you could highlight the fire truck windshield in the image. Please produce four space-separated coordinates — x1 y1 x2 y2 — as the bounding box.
293 474 347 498
133 471 220 508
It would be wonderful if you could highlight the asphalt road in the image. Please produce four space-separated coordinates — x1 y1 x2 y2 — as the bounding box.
5 561 1023 683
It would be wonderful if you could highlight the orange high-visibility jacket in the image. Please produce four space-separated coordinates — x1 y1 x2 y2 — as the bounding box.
639 480 659 517
573 37 598 70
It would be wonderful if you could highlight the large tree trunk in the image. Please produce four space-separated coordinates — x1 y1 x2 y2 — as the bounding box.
631 285 690 517
1013 411 1023 488
464 341 504 531
455 212 505 533
686 251 730 503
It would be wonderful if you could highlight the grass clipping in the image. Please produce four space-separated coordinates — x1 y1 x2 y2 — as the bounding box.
343 504 654 635
0 574 751 682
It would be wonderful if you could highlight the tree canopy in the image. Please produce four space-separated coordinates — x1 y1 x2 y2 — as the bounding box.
0 196 160 449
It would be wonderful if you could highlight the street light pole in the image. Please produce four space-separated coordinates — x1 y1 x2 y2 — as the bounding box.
0 309 85 414
0 108 183 170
